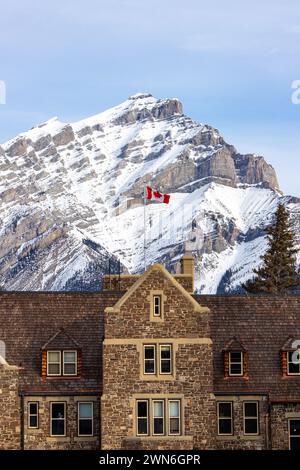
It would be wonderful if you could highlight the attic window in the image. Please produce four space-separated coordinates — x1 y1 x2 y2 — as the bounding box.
229 352 244 376
46 350 77 377
287 351 300 375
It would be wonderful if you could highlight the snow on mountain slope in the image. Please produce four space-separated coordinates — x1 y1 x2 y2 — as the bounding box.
0 92 298 292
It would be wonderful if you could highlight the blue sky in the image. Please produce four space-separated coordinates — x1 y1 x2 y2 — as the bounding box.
0 0 300 194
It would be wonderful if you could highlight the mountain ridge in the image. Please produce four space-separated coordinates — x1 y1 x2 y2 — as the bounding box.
0 93 298 292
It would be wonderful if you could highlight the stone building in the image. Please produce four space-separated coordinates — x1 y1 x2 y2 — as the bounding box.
0 256 300 450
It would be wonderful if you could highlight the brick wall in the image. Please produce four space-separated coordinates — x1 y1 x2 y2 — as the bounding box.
0 364 20 450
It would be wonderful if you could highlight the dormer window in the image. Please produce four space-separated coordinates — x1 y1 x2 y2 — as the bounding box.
287 351 300 375
46 350 77 377
280 337 300 376
223 338 248 378
229 351 243 376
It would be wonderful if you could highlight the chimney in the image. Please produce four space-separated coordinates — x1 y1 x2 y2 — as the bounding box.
180 255 195 292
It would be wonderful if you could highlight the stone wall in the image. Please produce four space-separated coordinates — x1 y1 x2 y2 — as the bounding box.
215 396 268 450
270 403 300 450
24 396 100 450
102 265 215 450
0 364 20 450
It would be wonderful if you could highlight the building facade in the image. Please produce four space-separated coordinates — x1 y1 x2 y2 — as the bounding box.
0 256 300 450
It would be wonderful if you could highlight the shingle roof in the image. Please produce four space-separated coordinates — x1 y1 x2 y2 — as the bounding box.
196 295 300 401
0 292 121 394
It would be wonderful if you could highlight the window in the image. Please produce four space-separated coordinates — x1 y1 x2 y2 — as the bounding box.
136 398 181 437
153 400 164 435
169 400 180 435
143 343 173 377
289 419 300 450
243 402 259 435
28 402 39 429
144 345 156 374
137 400 149 436
153 295 161 317
78 402 93 436
229 352 243 376
287 351 300 375
47 351 61 376
160 345 172 374
50 402 66 436
46 350 78 377
217 402 233 435
63 351 77 376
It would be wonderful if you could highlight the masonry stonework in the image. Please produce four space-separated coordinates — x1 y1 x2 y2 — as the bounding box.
0 364 20 450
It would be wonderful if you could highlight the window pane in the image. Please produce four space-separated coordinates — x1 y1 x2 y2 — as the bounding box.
29 416 38 428
154 418 164 434
79 403 92 419
154 401 163 418
170 417 180 434
144 346 155 359
230 363 242 375
64 352 76 363
161 360 171 374
161 346 171 359
169 401 179 418
79 419 92 435
137 418 148 435
64 363 76 375
48 363 60 375
244 403 257 417
52 419 65 436
290 437 300 450
137 401 148 418
245 418 258 434
48 352 60 362
219 418 232 434
144 360 155 374
290 420 300 436
52 403 65 419
29 403 37 415
230 352 242 362
219 403 231 418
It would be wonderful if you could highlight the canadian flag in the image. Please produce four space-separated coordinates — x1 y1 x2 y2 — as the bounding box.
146 186 170 204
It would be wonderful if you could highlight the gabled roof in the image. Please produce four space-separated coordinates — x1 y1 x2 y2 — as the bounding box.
105 263 210 314
42 328 81 350
222 337 246 352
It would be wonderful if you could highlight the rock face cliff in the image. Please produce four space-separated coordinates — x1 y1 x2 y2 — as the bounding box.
0 93 298 292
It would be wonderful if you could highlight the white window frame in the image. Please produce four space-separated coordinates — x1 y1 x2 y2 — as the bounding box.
143 345 156 375
168 399 181 436
63 350 78 376
217 402 233 436
28 401 39 429
229 351 243 376
287 351 300 375
289 418 300 450
47 350 61 376
159 344 172 375
243 401 259 436
153 295 162 317
50 402 66 437
78 401 93 437
153 400 165 436
136 400 149 436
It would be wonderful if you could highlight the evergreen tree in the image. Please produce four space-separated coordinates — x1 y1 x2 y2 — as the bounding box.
243 203 300 294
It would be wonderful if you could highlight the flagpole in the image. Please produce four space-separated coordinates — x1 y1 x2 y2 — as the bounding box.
143 187 146 272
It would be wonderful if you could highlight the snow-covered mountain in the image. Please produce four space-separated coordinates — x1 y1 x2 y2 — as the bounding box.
0 92 299 293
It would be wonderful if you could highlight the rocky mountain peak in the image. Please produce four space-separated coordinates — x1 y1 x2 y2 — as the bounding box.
0 93 296 293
